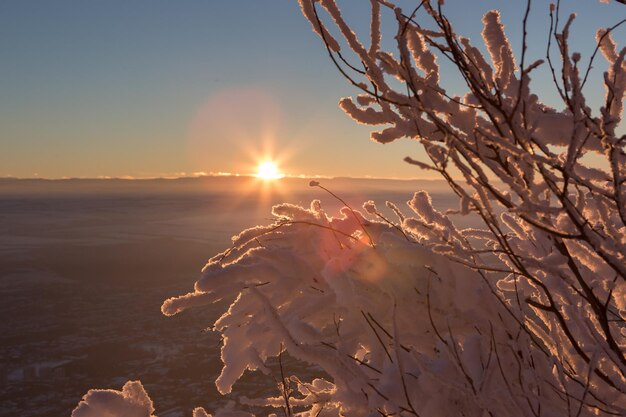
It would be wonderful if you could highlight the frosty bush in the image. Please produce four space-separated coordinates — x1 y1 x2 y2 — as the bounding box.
72 380 156 417
75 1 625 416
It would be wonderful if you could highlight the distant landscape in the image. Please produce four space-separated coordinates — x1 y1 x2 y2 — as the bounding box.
0 176 454 417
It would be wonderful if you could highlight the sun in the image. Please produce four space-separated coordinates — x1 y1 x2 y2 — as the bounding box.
256 161 283 180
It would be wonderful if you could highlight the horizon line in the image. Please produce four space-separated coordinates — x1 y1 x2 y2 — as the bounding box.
0 173 442 182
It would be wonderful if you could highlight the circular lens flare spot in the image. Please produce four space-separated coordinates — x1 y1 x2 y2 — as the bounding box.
257 161 283 180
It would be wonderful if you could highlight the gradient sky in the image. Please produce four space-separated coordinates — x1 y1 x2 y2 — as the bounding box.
1 0 623 179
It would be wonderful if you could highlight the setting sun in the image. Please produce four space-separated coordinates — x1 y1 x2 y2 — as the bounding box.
256 161 283 180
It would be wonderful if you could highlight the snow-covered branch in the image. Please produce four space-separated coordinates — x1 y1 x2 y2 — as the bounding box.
74 1 625 416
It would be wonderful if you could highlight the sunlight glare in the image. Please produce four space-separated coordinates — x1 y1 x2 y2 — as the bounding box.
256 161 284 180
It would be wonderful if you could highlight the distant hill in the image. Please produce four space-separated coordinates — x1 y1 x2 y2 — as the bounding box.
0 176 449 196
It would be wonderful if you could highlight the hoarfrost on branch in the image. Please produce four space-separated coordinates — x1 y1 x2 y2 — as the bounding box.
75 1 625 416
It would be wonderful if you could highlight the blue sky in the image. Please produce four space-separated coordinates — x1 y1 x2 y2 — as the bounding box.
1 0 623 178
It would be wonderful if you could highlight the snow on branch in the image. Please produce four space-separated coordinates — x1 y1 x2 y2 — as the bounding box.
74 1 625 416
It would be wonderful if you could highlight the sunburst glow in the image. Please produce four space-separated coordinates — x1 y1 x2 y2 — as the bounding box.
256 161 283 180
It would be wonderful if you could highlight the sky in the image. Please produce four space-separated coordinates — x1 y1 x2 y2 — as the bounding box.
0 0 623 179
